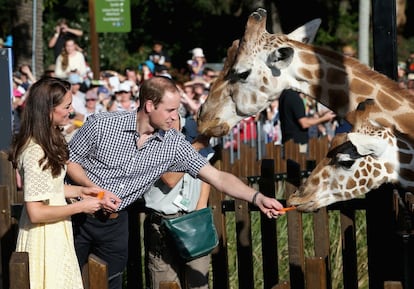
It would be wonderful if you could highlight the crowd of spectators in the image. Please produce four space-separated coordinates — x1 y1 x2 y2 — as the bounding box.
398 51 414 96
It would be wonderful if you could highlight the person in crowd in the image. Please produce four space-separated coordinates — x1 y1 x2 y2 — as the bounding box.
107 82 138 112
68 73 87 116
66 76 285 289
8 77 104 289
62 73 87 141
42 64 57 78
187 48 206 80
224 116 257 151
179 78 208 117
11 75 27 134
144 115 214 289
0 37 11 48
192 80 209 106
154 64 172 79
93 74 113 109
260 99 281 144
342 44 357 58
148 40 171 70
178 82 199 117
54 38 87 80
303 95 319 139
201 67 218 90
18 64 36 91
124 67 140 98
139 60 155 84
315 102 338 143
405 51 414 75
84 87 105 118
397 61 408 89
48 18 83 61
407 73 414 96
278 89 336 153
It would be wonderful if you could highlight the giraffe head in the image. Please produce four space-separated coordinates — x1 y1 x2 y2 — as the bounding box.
287 99 410 212
197 8 321 136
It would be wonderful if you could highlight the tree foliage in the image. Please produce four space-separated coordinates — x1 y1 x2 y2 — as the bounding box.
1 0 413 73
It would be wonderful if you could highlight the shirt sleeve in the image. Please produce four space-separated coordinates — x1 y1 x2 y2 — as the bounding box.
290 93 306 119
68 114 98 163
168 133 208 178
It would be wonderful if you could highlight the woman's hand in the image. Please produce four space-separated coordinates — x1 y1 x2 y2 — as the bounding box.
81 188 122 212
78 197 104 214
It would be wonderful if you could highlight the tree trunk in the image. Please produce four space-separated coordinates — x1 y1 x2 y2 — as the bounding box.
14 0 43 78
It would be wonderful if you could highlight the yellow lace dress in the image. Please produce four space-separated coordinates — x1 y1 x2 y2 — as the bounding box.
15 141 84 289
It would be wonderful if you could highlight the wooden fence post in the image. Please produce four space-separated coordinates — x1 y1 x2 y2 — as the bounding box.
87 254 108 289
259 159 279 289
9 251 29 289
285 159 305 289
305 257 327 289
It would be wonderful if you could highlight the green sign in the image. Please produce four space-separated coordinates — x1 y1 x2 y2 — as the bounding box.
95 0 131 33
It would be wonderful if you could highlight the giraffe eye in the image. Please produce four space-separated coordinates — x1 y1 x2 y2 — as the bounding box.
227 69 251 84
337 159 355 169
238 70 251 81
327 141 361 169
328 152 356 169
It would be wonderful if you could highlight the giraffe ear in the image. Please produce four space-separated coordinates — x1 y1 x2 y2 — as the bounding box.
287 18 322 44
268 47 294 69
347 133 388 157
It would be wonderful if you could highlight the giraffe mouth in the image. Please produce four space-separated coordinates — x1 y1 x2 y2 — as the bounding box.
197 119 231 137
287 193 321 212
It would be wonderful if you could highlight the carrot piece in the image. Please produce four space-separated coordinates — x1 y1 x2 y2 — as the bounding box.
97 191 105 200
279 206 296 212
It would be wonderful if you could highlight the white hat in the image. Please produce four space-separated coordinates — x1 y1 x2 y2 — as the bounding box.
192 48 205 58
115 82 131 93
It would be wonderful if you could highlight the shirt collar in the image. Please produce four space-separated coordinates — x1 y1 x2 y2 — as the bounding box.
123 112 138 132
124 112 168 140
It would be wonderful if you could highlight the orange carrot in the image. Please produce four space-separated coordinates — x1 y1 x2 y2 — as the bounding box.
279 206 296 212
97 191 105 200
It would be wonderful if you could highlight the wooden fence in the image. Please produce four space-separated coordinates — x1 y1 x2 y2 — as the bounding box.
1 136 413 289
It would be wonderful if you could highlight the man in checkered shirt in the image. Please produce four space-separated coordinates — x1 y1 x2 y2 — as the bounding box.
67 76 285 289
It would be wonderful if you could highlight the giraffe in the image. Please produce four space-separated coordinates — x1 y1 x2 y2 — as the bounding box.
197 8 414 137
287 99 414 212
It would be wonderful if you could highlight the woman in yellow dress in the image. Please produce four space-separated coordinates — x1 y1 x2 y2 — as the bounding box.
9 77 105 289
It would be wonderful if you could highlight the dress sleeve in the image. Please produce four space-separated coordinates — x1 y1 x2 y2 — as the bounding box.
20 144 54 202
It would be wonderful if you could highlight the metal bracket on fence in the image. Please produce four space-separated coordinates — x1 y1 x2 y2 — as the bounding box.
246 172 310 186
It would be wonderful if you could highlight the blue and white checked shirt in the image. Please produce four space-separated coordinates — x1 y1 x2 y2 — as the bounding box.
68 111 208 211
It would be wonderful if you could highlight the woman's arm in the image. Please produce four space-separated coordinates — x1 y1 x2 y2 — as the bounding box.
25 197 103 223
67 162 121 211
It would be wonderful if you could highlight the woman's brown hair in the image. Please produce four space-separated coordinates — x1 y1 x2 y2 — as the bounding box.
9 77 71 177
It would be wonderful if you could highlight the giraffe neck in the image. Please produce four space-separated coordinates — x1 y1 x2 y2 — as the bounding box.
288 42 414 134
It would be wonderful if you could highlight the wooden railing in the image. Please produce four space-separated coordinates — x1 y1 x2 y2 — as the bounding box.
2 136 412 289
